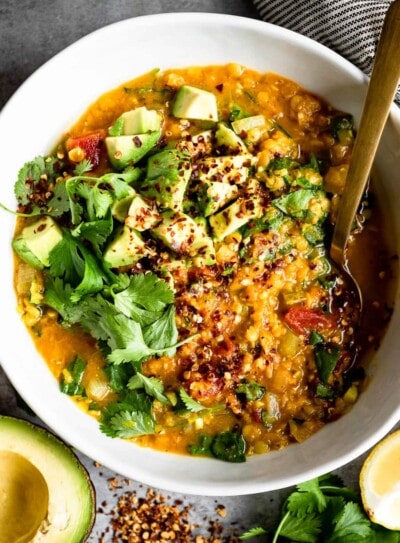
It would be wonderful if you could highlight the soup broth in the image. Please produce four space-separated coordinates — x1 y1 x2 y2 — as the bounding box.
13 64 395 461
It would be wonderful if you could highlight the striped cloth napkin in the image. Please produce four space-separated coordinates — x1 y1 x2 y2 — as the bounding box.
252 0 400 104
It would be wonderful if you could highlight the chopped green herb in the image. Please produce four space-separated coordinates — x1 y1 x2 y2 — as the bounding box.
314 344 341 384
236 381 266 401
241 474 398 542
128 372 170 405
60 357 87 396
189 430 246 463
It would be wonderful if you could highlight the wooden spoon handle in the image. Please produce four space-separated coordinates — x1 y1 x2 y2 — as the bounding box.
330 0 400 267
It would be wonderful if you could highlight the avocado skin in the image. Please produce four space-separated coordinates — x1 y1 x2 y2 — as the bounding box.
0 416 95 543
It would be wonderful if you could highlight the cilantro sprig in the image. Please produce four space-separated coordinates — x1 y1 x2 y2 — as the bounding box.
11 155 198 441
241 474 400 542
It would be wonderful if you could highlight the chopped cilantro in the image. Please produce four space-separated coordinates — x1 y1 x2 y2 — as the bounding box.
73 158 93 176
128 372 170 405
189 431 246 463
100 390 155 438
236 381 266 401
178 388 207 413
314 343 341 384
60 357 87 396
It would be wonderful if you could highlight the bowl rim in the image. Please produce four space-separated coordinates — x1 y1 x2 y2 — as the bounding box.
1 11 399 496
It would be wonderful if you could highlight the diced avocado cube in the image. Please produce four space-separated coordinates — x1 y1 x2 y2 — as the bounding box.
175 130 213 158
152 211 216 264
196 154 252 185
125 194 161 231
197 181 239 217
172 85 218 122
231 115 266 134
215 123 247 153
105 131 161 170
111 187 136 222
103 225 148 268
109 107 163 136
12 216 63 269
209 183 263 240
139 149 192 211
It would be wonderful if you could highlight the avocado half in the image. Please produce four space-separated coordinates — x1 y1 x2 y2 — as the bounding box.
0 416 95 543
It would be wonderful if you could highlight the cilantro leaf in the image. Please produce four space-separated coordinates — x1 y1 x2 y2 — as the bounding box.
273 189 316 219
179 388 207 413
240 527 267 540
72 216 113 250
143 304 178 355
14 156 63 209
327 502 372 543
106 314 157 364
105 364 134 393
14 157 44 205
103 409 155 438
114 273 174 314
314 344 341 384
211 431 247 463
295 478 327 513
100 390 155 438
46 181 70 217
241 473 399 543
128 372 170 404
65 177 114 224
371 526 400 543
44 276 83 323
101 174 136 200
190 431 246 463
74 159 93 176
236 380 266 401
188 435 214 457
48 232 85 284
278 511 321 543
48 232 106 300
70 248 107 302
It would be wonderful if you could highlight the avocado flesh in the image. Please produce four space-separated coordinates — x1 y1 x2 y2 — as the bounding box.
215 122 247 153
231 114 266 134
12 216 63 269
103 225 147 268
140 148 192 211
105 130 161 170
172 85 218 121
0 416 95 543
120 107 163 134
0 451 49 543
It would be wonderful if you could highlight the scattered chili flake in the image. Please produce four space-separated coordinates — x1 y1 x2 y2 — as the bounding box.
96 478 240 543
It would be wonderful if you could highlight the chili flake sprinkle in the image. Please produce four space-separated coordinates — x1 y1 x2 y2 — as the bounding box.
97 484 240 542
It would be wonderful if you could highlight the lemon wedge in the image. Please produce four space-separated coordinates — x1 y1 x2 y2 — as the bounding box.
360 429 400 530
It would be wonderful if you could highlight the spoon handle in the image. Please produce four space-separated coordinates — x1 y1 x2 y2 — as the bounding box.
330 0 400 267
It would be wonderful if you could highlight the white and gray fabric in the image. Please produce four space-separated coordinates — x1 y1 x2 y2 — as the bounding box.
252 0 400 104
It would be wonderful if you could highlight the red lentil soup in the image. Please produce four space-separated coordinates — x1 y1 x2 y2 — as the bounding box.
13 64 395 461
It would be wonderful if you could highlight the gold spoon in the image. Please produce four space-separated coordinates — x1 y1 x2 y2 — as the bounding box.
330 0 400 310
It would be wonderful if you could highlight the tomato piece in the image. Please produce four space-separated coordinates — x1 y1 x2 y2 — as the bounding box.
66 129 106 168
215 335 236 357
284 306 336 336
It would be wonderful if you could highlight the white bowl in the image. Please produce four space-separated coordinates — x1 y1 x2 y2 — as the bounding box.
0 13 399 496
